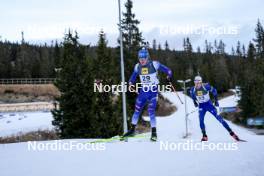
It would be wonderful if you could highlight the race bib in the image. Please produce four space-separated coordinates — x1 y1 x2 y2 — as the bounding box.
196 92 210 103
139 72 159 86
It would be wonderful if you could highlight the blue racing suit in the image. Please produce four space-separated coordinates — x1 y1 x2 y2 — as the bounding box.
129 60 172 128
190 83 232 133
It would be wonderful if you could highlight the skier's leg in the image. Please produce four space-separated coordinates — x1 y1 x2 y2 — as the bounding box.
199 108 207 135
208 104 232 132
148 96 158 128
148 93 158 141
131 95 147 126
208 105 241 141
122 93 147 138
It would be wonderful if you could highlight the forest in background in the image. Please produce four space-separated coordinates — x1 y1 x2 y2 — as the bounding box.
1 0 263 137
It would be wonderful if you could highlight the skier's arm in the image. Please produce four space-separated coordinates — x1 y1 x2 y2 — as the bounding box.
205 83 219 106
128 64 139 84
158 63 173 79
154 61 173 82
190 88 198 107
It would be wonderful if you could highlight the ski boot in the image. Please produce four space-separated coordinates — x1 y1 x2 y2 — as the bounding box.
120 125 136 141
201 130 208 142
150 127 157 142
201 135 208 141
230 131 239 141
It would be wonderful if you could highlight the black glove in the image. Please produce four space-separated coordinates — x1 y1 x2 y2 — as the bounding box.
214 97 219 107
214 100 219 107
193 101 198 107
166 76 173 84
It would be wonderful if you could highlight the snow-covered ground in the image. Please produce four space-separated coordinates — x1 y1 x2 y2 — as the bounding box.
0 111 53 137
0 92 264 176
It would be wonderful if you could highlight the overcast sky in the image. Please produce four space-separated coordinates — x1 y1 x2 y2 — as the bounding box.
0 0 263 52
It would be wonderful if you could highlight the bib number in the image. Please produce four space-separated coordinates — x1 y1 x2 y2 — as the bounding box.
196 93 210 103
139 73 159 85
142 75 151 83
197 96 205 102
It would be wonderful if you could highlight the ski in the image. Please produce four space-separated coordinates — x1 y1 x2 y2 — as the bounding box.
120 133 149 141
150 138 157 142
237 139 247 142
88 136 121 143
87 133 149 143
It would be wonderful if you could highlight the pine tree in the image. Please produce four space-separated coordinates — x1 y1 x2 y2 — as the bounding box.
164 40 169 51
158 43 162 50
214 40 218 54
231 46 235 56
0 41 12 78
118 0 144 80
120 0 143 52
152 39 157 51
186 37 192 54
183 38 186 51
197 46 201 53
52 30 97 138
247 42 256 60
54 40 61 69
211 56 230 92
93 30 122 137
218 40 226 55
253 19 264 58
183 37 192 56
242 44 246 58
236 41 242 57
205 40 212 54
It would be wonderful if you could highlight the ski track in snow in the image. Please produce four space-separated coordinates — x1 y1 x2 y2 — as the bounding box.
0 92 264 176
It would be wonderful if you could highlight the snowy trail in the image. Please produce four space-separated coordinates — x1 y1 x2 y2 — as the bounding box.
0 92 264 176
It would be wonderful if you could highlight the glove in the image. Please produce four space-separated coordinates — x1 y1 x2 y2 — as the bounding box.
166 76 172 84
214 100 219 107
216 106 220 115
193 101 198 108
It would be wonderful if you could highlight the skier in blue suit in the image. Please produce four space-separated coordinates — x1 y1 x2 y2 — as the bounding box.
122 48 173 141
190 75 240 141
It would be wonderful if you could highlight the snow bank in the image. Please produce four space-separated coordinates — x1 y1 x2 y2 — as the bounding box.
0 92 263 176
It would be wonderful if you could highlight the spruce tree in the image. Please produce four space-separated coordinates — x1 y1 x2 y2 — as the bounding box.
119 0 143 78
231 46 235 56
185 37 193 54
164 40 169 51
152 39 157 51
52 31 96 138
253 19 264 58
121 0 143 52
204 40 212 54
218 40 226 55
93 30 122 137
236 41 242 57
247 42 256 61
54 40 61 69
242 45 246 58
197 46 201 53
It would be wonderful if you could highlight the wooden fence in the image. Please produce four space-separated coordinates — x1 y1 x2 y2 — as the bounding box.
0 78 56 85
0 102 56 112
